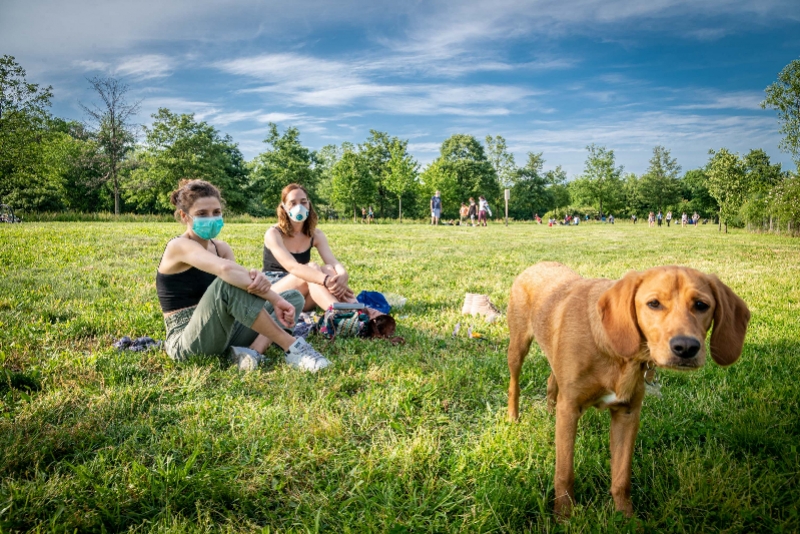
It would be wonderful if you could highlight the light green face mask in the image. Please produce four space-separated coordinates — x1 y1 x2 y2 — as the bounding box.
190 215 224 239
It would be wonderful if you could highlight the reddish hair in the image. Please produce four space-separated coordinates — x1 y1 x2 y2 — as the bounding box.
277 183 318 237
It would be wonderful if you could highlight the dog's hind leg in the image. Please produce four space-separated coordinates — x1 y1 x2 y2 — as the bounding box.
507 325 534 422
546 373 559 414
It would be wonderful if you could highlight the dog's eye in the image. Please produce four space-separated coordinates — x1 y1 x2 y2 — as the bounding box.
694 301 710 312
647 300 661 310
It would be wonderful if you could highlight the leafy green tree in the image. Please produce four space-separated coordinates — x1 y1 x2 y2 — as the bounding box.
250 123 319 210
423 134 499 218
383 139 419 221
707 148 748 233
358 131 397 217
769 172 800 233
41 119 107 212
680 169 718 219
125 109 248 213
570 144 624 216
739 149 786 230
762 58 800 165
0 55 62 211
485 134 516 188
639 145 681 212
546 166 571 211
509 152 553 219
419 160 459 216
81 77 140 215
331 150 375 221
622 173 647 217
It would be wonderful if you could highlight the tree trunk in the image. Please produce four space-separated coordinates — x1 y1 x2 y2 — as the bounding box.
353 204 357 223
725 222 728 234
769 215 773 233
718 210 722 232
113 171 120 216
398 197 402 223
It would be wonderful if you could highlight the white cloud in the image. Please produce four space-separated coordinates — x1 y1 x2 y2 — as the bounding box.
218 53 538 114
674 90 764 110
256 112 307 123
209 109 263 126
73 59 110 71
114 54 173 79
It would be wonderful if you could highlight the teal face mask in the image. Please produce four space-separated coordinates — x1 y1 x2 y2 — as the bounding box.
190 215 224 239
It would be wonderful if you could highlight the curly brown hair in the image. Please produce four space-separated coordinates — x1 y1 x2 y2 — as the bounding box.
169 179 223 220
277 183 318 237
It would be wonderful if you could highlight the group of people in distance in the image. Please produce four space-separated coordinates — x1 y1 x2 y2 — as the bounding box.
430 192 492 227
156 180 382 373
645 210 701 227
360 206 374 224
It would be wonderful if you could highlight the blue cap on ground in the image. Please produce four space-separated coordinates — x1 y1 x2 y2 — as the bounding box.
356 291 391 314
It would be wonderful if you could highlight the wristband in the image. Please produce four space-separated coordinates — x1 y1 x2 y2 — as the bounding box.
323 274 330 288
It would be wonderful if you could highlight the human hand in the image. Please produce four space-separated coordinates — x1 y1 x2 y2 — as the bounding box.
326 272 349 298
273 297 295 328
247 269 272 296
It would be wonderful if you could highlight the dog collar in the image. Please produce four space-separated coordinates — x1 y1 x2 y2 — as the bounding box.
643 361 662 398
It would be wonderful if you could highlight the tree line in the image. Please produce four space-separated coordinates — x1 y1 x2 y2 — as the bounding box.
2 55 799 233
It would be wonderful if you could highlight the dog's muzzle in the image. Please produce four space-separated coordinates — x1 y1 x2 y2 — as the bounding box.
669 336 701 359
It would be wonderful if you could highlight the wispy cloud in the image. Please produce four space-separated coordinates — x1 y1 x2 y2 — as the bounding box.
674 90 764 110
114 54 173 79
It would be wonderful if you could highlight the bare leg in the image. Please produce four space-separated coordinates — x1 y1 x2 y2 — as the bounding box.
250 309 295 352
272 273 316 312
307 263 357 310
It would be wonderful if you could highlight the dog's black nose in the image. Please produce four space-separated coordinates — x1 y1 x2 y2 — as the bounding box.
670 336 701 359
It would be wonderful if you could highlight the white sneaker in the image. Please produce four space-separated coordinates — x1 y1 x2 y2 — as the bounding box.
461 293 476 315
285 338 331 372
229 346 263 372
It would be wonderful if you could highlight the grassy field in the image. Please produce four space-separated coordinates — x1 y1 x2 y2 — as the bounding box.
0 221 798 533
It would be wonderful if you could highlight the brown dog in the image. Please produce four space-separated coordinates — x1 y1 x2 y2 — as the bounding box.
506 262 750 517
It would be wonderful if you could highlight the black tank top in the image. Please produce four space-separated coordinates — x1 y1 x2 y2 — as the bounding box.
156 238 219 313
263 234 314 272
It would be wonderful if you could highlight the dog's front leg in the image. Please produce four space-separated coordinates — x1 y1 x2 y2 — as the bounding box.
609 405 641 517
554 401 580 518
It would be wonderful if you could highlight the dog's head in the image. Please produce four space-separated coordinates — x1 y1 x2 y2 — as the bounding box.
597 266 750 369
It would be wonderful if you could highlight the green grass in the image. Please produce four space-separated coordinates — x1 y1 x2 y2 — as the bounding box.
0 221 798 533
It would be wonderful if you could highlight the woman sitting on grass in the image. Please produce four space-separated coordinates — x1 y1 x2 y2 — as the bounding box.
263 183 372 315
156 179 330 372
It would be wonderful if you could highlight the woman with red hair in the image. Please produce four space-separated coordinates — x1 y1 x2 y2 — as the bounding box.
262 184 364 314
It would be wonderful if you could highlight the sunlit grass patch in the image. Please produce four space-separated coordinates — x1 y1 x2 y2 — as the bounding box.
0 221 798 532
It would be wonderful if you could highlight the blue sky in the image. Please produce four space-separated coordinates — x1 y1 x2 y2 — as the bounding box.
2 0 799 177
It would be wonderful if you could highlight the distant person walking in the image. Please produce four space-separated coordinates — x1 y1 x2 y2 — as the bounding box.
478 196 492 227
361 207 367 224
459 203 468 225
692 211 700 227
681 212 688 227
367 206 374 224
430 190 442 226
631 214 637 224
467 198 477 226
648 211 655 227
666 211 672 227
657 210 663 227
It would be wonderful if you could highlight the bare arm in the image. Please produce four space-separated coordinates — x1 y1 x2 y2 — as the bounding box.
263 228 329 285
164 238 281 305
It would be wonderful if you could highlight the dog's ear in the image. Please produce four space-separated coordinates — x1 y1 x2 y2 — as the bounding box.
598 271 643 358
708 274 750 366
